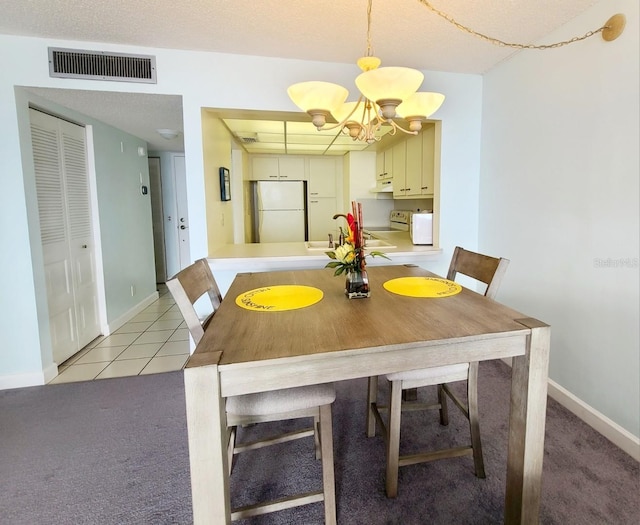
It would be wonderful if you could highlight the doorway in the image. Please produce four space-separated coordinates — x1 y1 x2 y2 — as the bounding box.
148 157 167 283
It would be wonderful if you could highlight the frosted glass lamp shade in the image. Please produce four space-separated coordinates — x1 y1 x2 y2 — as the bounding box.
396 92 445 119
355 67 424 105
287 81 349 113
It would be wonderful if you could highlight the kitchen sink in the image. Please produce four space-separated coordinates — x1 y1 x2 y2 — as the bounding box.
305 241 335 251
363 239 396 249
305 239 396 251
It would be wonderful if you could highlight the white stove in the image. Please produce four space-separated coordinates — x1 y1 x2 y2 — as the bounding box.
389 210 412 231
364 210 412 234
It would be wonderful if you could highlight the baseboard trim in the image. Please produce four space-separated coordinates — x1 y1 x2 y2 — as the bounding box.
547 379 639 461
500 358 639 461
106 291 159 335
0 371 44 390
42 362 58 385
0 292 161 391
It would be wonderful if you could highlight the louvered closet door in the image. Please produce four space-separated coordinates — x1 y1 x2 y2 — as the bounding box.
30 109 100 363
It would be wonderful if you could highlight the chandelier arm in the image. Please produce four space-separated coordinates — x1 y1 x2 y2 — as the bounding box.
316 120 352 132
416 0 623 48
317 95 367 133
391 123 419 136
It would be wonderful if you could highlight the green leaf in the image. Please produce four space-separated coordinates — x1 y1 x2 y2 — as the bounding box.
369 251 390 260
325 251 337 259
325 261 341 269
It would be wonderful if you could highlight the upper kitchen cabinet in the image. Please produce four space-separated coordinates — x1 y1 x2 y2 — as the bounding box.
391 123 438 198
391 141 409 197
250 156 306 180
376 149 393 181
420 125 436 196
308 157 337 197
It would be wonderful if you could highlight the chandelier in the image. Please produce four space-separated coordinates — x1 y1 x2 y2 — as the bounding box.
287 0 445 145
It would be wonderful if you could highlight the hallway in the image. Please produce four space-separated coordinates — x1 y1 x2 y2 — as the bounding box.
48 285 189 384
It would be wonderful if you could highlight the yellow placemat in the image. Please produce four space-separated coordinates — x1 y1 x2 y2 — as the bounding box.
235 285 323 312
383 277 462 298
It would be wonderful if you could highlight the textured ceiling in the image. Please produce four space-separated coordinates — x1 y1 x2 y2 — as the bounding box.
3 0 604 152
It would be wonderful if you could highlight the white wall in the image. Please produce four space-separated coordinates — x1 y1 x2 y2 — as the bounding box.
0 85 158 389
0 34 482 387
480 0 639 438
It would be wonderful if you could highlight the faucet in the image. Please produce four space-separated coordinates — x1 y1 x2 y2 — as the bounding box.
328 233 334 248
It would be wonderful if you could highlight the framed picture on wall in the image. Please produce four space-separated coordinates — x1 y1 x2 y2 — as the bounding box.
219 167 231 201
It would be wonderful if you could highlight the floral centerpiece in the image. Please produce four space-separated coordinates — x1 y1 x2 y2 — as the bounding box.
325 201 389 298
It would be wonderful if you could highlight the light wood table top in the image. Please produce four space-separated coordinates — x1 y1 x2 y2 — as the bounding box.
190 265 528 367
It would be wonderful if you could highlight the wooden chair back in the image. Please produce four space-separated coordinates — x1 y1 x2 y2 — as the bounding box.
166 258 222 344
446 246 509 299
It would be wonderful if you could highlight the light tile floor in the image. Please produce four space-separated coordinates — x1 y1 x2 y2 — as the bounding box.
48 285 190 384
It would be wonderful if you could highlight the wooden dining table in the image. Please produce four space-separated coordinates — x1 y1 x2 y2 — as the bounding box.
183 264 550 524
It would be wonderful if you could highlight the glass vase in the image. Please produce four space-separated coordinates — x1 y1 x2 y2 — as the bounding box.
345 268 370 299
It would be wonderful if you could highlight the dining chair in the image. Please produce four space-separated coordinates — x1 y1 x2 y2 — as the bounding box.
366 246 509 498
167 258 337 523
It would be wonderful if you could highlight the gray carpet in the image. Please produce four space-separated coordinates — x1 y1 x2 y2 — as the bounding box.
1 361 638 524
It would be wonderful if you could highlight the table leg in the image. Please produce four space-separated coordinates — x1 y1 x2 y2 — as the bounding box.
505 319 550 524
184 364 231 524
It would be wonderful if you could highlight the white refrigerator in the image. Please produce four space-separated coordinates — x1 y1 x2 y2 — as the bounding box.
252 181 307 242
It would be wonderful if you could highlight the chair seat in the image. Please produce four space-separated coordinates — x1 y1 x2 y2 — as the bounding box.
385 363 469 384
226 384 336 416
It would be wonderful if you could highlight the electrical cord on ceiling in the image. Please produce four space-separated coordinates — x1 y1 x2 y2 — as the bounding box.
416 0 626 48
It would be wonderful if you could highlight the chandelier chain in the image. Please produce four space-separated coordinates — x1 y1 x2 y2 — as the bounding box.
417 0 605 50
365 0 374 56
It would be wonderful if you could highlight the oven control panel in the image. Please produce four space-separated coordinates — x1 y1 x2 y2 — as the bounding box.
389 210 411 231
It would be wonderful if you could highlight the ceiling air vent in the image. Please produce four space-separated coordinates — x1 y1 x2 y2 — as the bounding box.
48 47 157 84
235 133 259 144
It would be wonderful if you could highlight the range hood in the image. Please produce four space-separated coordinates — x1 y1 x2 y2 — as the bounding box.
370 181 393 193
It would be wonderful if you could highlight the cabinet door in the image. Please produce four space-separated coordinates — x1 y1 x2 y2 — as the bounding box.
421 126 435 195
392 142 407 196
251 157 279 180
384 148 393 179
308 157 336 197
376 151 385 180
376 150 392 180
308 197 338 240
405 134 423 197
279 156 305 180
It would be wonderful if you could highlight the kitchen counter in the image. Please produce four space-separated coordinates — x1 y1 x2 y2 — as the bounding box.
209 231 440 270
208 232 441 294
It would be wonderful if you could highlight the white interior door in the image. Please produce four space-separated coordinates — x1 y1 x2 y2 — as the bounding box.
30 109 100 363
62 125 100 349
173 155 190 270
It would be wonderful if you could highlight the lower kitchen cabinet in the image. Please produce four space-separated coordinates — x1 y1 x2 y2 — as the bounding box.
308 197 338 241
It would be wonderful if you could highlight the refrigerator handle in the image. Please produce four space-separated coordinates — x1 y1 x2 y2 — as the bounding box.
303 180 309 241
251 182 259 242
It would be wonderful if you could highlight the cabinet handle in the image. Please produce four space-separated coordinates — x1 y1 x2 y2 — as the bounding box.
421 186 429 190
310 192 319 195
310 200 319 203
